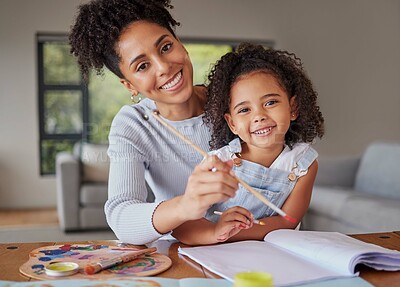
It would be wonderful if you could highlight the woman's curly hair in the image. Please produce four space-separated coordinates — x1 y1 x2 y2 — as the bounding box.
204 43 324 150
69 0 179 81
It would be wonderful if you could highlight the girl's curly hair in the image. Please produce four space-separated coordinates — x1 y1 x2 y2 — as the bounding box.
69 0 179 81
204 43 324 150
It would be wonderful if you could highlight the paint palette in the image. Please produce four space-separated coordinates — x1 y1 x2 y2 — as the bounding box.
20 244 172 280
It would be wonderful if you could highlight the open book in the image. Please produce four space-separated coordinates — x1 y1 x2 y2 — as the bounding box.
178 230 400 287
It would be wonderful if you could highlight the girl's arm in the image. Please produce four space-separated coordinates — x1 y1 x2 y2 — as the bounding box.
171 218 218 245
172 206 253 245
226 160 318 242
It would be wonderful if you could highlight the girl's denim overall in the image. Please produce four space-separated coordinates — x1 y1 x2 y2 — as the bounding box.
205 138 318 222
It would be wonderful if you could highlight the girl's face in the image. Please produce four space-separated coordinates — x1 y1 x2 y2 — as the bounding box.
224 72 297 151
118 21 194 107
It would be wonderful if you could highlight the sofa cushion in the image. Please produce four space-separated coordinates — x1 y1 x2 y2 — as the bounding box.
314 156 360 187
340 193 400 232
80 143 109 183
302 212 369 234
80 184 108 206
309 186 400 232
309 186 355 218
80 207 108 229
354 142 400 199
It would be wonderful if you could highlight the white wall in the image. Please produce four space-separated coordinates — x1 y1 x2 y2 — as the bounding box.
1 0 399 208
0 0 88 208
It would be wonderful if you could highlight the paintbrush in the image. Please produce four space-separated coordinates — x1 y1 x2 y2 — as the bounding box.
84 247 157 275
152 110 297 223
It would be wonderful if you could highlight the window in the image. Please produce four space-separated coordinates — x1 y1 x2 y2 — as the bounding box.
38 34 128 175
37 33 273 174
38 35 85 175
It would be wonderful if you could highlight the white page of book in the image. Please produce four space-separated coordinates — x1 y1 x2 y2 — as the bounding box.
179 240 353 286
264 230 400 275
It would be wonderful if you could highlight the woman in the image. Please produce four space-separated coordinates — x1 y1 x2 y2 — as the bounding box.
69 0 238 244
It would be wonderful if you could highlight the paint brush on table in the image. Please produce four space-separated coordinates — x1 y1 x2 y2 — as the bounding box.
84 247 157 275
152 110 297 224
214 210 266 225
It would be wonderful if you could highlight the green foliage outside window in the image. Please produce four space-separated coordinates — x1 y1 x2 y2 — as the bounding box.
88 70 130 144
44 90 82 134
41 140 75 174
43 43 80 85
184 44 232 85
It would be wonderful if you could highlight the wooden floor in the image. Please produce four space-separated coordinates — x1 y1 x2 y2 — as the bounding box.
0 208 58 227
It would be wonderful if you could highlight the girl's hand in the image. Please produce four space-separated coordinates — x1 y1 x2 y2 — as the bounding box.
178 155 238 221
214 206 253 242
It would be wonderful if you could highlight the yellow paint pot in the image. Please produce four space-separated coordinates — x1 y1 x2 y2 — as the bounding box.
233 271 274 287
45 262 79 277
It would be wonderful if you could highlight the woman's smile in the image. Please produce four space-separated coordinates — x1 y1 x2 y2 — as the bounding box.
160 70 183 91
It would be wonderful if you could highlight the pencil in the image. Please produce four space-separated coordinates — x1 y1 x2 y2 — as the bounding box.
152 110 297 223
84 247 157 275
213 210 266 225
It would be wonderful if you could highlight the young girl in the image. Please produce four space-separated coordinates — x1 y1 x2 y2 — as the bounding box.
173 43 324 245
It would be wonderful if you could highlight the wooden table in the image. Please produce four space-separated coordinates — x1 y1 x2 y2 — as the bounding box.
350 231 400 287
0 232 399 286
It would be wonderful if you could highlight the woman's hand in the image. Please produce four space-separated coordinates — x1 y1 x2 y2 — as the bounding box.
214 206 253 242
178 155 239 221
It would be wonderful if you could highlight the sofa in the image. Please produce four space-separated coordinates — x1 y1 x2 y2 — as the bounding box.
56 143 110 231
302 141 400 234
56 142 155 231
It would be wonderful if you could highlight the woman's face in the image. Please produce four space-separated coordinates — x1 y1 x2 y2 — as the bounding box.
118 21 194 106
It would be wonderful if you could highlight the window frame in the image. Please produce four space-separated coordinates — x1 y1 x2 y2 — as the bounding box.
37 33 90 175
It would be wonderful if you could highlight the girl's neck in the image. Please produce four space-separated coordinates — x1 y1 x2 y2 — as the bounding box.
155 86 206 121
240 143 285 168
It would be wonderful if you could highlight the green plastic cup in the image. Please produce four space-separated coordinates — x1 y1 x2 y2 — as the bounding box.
233 272 274 287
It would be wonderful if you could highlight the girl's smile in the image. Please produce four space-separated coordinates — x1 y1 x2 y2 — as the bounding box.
252 125 275 137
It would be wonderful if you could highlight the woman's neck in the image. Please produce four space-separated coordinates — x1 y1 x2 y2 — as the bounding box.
155 86 206 121
240 143 285 168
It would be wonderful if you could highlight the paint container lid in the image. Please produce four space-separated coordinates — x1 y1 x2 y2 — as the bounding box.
45 262 79 277
233 271 274 287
